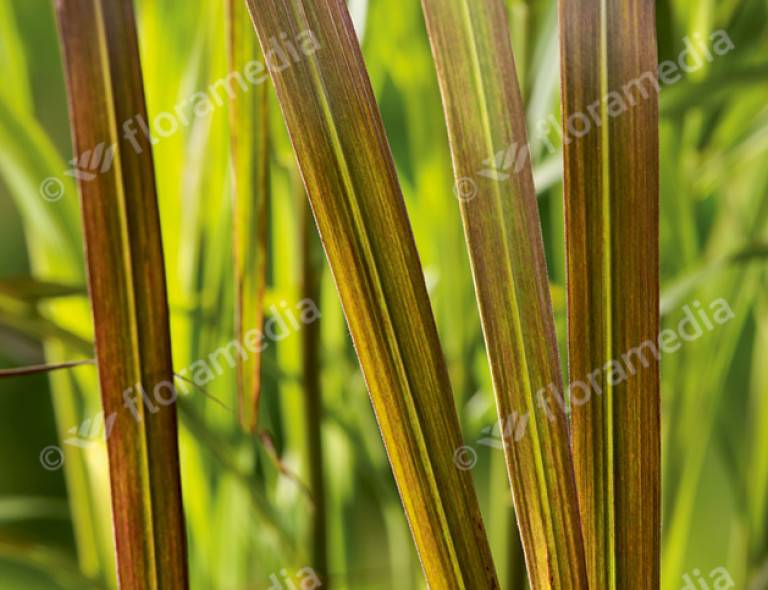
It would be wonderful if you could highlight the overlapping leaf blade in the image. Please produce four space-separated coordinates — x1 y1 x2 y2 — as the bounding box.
243 0 499 586
419 1 588 587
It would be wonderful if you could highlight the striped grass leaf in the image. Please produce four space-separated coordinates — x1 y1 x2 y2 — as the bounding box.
227 0 271 432
419 1 587 587
55 0 188 587
559 0 660 587
243 0 499 586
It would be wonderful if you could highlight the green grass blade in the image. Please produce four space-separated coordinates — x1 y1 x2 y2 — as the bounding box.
559 0 660 587
55 0 188 587
419 1 587 587
301 198 328 584
0 99 82 267
227 0 271 432
0 62 108 578
243 0 499 586
750 295 768 561
0 0 32 111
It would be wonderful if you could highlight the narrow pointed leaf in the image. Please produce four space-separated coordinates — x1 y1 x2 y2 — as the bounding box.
0 359 94 378
559 0 660 587
419 1 588 587
244 0 499 586
55 0 188 587
227 0 271 432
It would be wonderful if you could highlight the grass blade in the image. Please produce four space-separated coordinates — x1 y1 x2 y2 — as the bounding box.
559 0 660 587
243 0 499 586
419 1 587 587
301 198 328 584
0 359 93 378
227 0 271 432
55 0 188 587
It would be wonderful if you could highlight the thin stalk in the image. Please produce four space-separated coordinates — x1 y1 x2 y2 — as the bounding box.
301 196 328 585
227 0 271 432
0 359 94 378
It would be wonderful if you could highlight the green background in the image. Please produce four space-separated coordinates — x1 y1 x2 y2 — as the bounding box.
0 0 766 588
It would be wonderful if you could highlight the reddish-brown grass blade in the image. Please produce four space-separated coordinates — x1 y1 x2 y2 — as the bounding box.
55 0 188 587
559 0 661 587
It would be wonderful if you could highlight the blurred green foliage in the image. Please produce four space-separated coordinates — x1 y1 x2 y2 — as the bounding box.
0 0 766 588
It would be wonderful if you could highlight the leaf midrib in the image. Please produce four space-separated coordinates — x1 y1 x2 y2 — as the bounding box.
598 0 617 587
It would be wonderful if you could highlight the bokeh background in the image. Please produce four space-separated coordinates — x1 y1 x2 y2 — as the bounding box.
1 0 767 588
